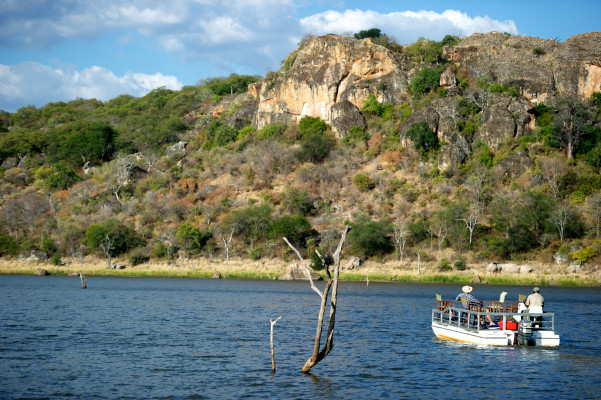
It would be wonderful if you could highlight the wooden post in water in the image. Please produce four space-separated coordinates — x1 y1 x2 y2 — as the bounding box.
270 316 281 373
366 274 369 292
79 272 87 289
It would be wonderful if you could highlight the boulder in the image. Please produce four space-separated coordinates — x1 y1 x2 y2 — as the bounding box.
474 105 516 151
212 271 222 279
494 149 532 178
553 253 568 265
21 250 49 263
35 268 49 276
331 100 366 138
486 262 500 273
166 141 187 157
400 107 440 146
1 157 19 169
344 256 362 270
472 274 481 283
520 265 533 274
500 263 520 274
438 134 471 170
279 263 322 281
82 161 97 175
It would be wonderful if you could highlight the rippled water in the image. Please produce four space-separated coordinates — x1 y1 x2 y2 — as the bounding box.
1 275 600 399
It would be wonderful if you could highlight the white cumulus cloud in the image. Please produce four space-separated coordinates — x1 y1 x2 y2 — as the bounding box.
0 62 183 111
300 9 519 43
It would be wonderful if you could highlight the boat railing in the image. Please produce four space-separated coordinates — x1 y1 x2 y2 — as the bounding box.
432 305 555 332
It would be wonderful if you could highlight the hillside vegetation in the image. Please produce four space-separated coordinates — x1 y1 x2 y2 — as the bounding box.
1 32 601 280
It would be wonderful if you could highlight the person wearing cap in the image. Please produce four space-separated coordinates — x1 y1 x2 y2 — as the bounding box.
455 285 495 326
525 287 544 312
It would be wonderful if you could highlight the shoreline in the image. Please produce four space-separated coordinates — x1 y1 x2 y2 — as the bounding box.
1 257 599 287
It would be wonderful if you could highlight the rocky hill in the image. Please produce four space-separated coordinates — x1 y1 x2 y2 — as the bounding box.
1 31 601 278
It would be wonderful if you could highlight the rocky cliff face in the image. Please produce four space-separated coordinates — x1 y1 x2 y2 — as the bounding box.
252 34 410 136
241 31 601 166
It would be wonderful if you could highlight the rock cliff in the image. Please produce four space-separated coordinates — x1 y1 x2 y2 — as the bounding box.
240 31 601 166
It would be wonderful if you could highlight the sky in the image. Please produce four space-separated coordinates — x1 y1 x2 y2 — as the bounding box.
1 0 600 113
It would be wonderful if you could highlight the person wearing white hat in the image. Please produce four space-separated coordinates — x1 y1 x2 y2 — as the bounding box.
455 285 495 326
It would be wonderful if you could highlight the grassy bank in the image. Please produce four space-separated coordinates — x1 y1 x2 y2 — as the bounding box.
1 256 599 287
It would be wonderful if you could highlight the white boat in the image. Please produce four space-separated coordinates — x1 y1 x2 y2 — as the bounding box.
431 300 560 346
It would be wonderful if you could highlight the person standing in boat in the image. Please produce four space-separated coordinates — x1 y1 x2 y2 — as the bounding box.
525 287 544 327
455 285 495 326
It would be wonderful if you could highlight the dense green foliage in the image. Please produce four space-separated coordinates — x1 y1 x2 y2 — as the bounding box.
85 219 143 257
409 66 444 96
405 122 440 157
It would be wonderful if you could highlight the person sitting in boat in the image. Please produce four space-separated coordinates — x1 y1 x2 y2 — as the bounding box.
525 287 544 327
455 285 496 327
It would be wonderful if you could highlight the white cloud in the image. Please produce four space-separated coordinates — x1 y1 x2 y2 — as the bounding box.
300 9 519 43
0 62 183 111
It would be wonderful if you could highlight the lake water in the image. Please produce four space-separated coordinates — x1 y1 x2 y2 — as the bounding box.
1 275 600 399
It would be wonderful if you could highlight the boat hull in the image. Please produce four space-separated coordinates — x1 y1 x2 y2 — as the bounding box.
432 322 514 346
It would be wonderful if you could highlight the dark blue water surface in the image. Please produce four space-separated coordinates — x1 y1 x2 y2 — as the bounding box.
1 275 600 399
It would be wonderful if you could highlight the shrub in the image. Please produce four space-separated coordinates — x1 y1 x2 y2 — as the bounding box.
406 122 440 157
572 247 595 264
533 47 546 55
353 173 375 192
249 246 263 260
409 66 444 96
51 252 62 266
295 131 335 163
298 116 327 137
129 249 150 266
439 258 452 271
342 126 370 146
349 216 394 258
454 256 467 271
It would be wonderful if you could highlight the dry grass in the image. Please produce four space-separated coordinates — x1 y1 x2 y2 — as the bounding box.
1 256 599 286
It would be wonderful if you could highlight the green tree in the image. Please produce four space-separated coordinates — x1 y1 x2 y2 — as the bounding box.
280 186 314 216
354 28 382 39
406 122 440 158
409 66 444 95
270 215 317 250
36 161 80 190
223 204 273 250
298 116 328 137
48 121 117 167
353 173 375 192
295 131 336 163
85 219 143 266
349 216 394 258
176 222 212 259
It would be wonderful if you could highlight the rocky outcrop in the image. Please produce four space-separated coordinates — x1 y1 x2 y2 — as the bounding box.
254 34 409 133
445 32 601 104
241 31 600 167
280 263 322 280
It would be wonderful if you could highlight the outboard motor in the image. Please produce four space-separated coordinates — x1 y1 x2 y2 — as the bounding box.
517 320 534 345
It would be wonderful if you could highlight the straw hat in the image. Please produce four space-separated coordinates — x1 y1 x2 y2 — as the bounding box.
462 285 473 293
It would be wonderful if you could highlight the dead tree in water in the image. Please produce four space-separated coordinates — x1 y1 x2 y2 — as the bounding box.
284 224 350 373
270 316 282 373
79 272 87 289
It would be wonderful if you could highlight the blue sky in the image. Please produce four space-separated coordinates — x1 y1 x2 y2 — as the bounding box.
1 0 599 113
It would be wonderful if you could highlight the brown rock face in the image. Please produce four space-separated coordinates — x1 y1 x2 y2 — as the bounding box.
255 34 409 134
446 32 601 103
242 31 600 167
